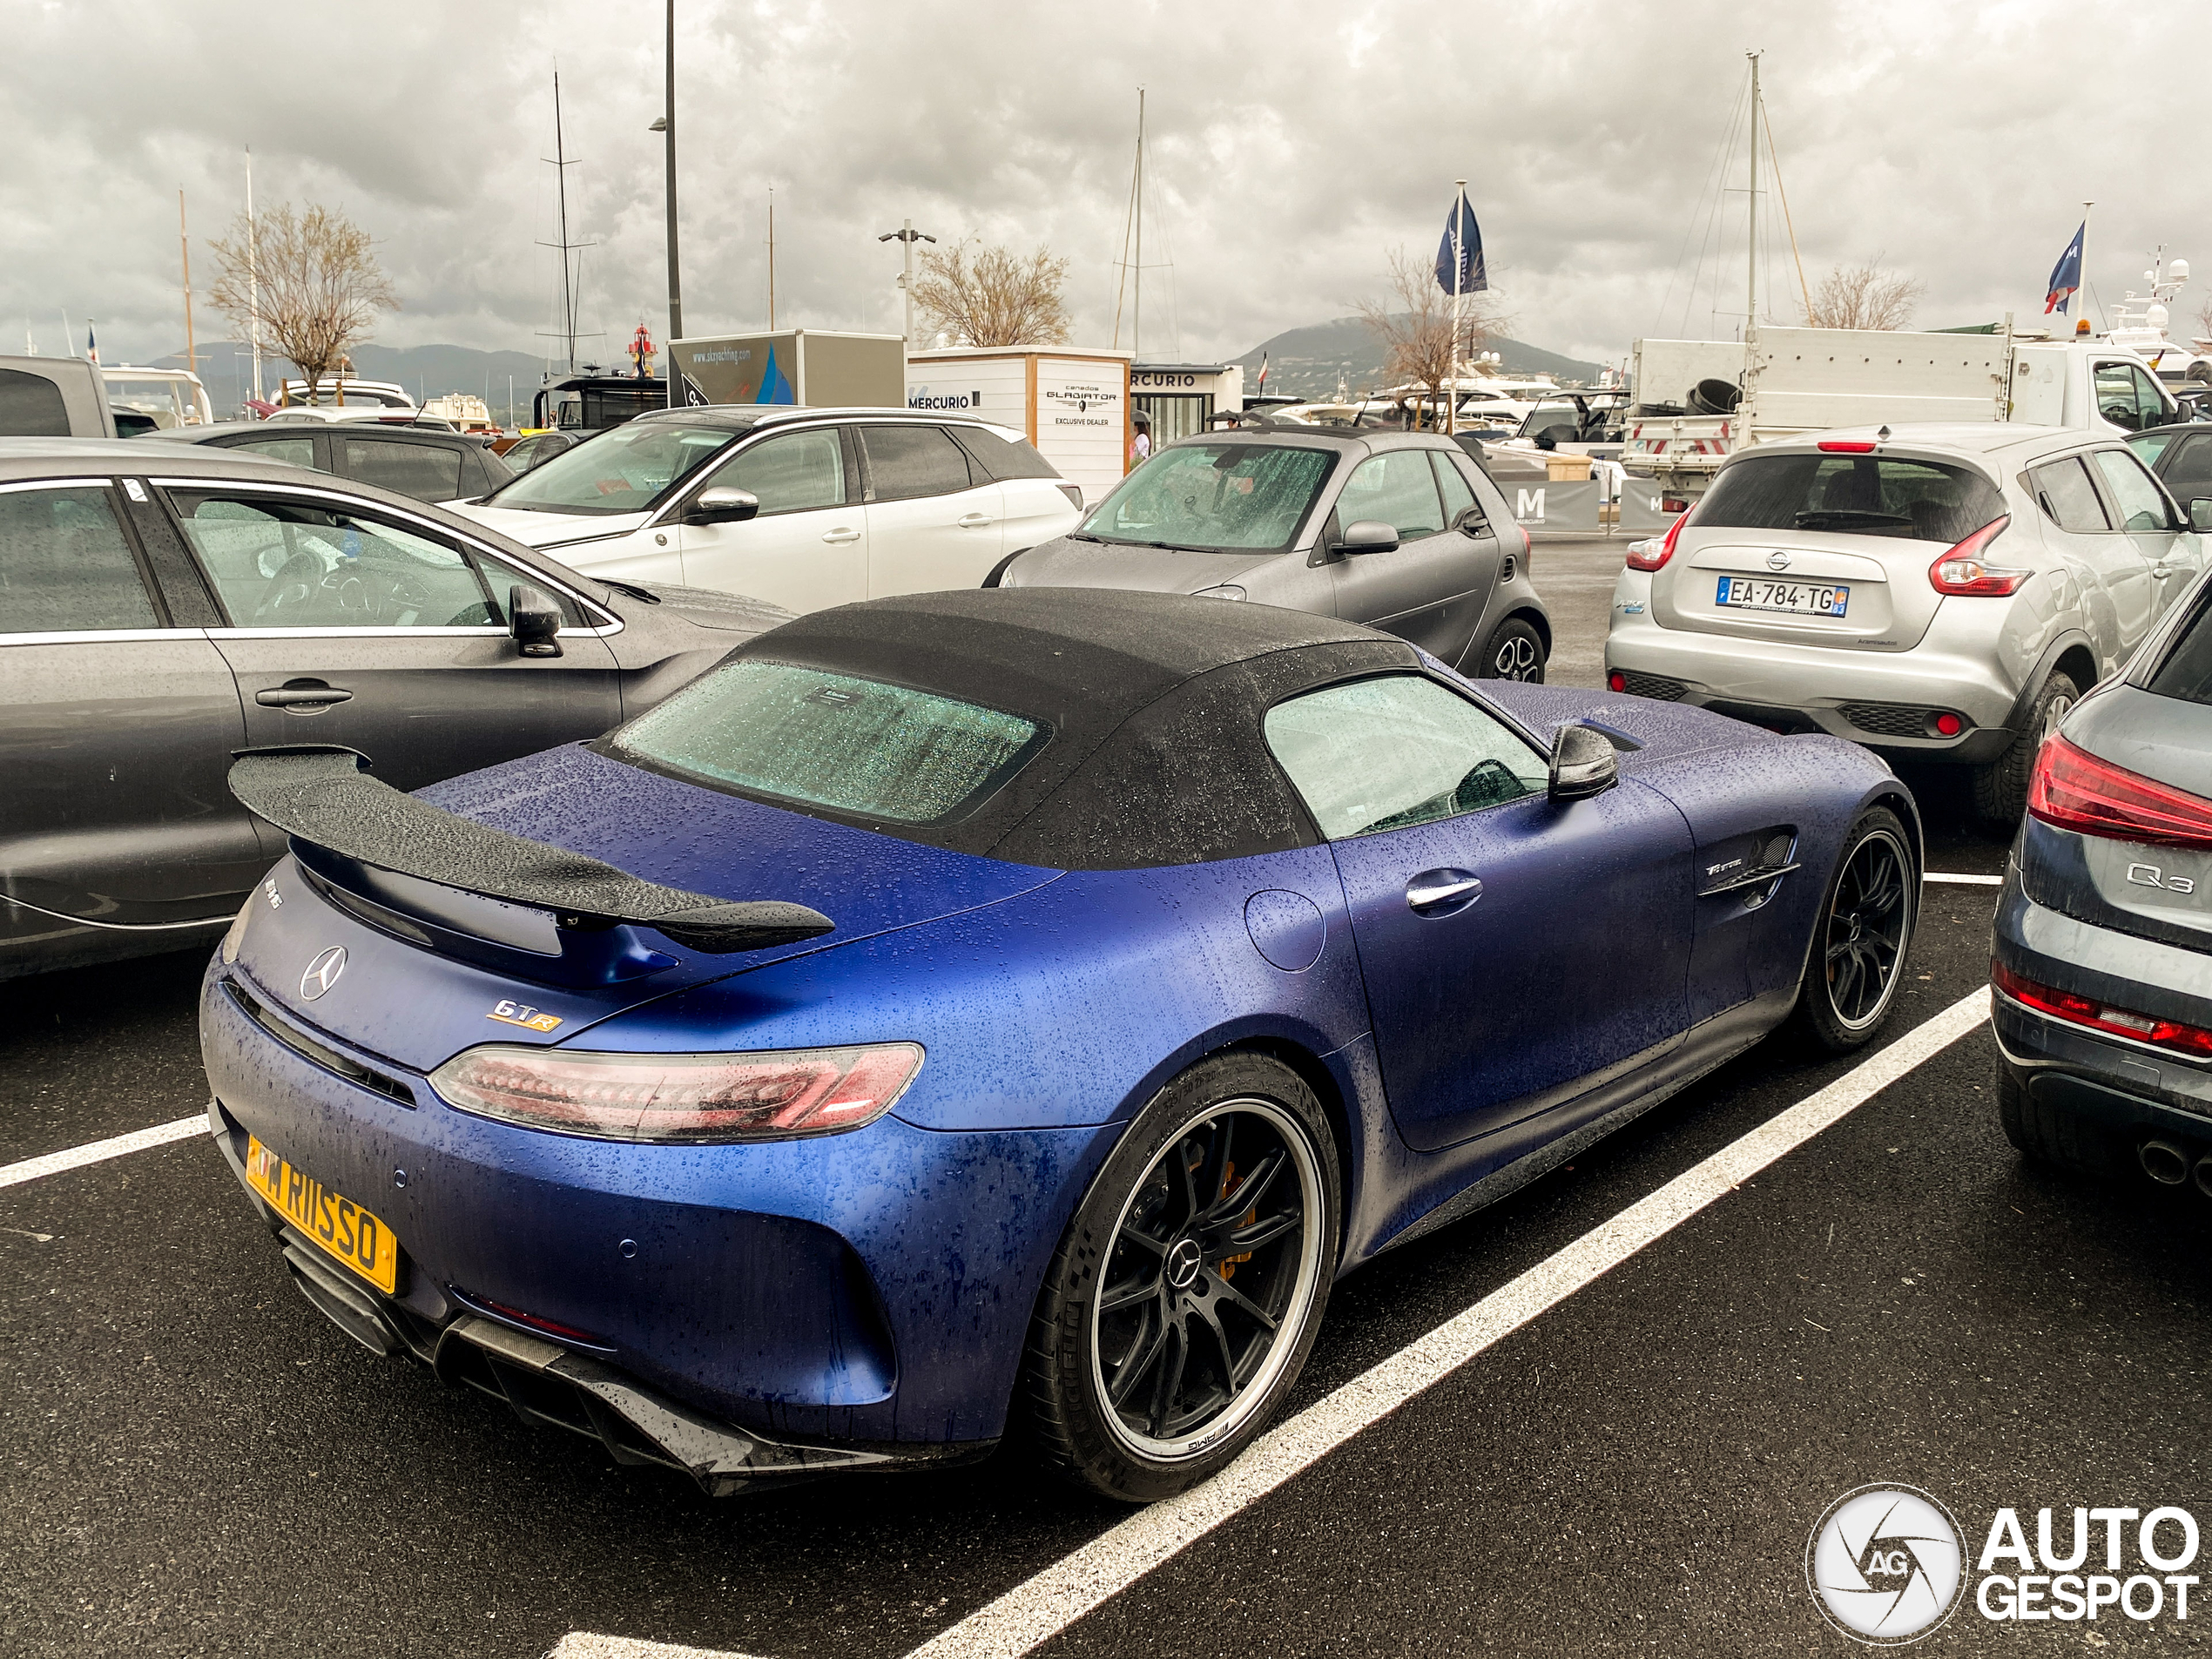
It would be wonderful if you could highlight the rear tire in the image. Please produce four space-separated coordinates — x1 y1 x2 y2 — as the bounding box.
1022 1053 1339 1504
1997 1060 2127 1179
1474 617 1546 683
1789 806 1917 1053
1972 671 2079 829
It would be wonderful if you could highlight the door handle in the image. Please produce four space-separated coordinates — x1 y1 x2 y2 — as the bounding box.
2152 564 2173 580
254 683 353 711
957 513 995 529
822 526 861 545
1406 868 1482 915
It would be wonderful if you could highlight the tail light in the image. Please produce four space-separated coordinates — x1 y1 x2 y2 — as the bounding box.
1993 960 2212 1059
1817 439 1878 454
1929 516 2028 596
2028 734 2212 851
1625 508 1690 572
1608 669 1628 692
430 1042 925 1143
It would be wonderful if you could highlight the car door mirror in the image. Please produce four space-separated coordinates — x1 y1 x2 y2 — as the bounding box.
1337 519 1399 555
509 583 563 658
2190 498 2212 534
686 486 759 526
1548 721 1619 803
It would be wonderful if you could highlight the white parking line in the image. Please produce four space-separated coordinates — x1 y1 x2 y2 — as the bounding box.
548 1638 767 1659
1924 871 2004 886
0 1113 206 1190
901 986 1993 1659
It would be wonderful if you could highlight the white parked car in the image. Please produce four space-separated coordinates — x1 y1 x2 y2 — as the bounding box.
452 407 1084 615
1604 422 2209 825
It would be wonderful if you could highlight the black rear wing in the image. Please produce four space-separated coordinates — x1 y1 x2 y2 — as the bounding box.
227 748 832 955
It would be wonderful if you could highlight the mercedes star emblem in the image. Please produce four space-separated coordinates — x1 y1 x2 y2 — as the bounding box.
300 945 347 1001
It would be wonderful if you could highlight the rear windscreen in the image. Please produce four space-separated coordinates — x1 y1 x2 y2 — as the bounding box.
2146 592 2212 707
608 662 1047 824
1696 453 2005 543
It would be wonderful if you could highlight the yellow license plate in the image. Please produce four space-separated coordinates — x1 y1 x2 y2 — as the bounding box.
245 1136 401 1295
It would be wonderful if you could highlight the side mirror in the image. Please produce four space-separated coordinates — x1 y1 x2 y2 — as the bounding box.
1548 721 1619 804
509 583 563 658
686 485 760 526
1337 519 1399 555
2190 498 2212 534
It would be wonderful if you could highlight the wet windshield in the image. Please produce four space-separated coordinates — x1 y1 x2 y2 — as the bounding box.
1695 453 2005 542
482 421 739 516
1078 443 1337 552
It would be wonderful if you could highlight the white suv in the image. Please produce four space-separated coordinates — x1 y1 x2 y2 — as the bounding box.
1604 423 2209 825
453 406 1083 617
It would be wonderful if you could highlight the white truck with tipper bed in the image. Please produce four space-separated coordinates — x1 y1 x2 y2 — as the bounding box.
1623 326 2182 501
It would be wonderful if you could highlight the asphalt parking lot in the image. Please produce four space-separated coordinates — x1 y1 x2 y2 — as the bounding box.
7 544 2207 1658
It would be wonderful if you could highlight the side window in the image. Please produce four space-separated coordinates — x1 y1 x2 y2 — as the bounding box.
0 484 161 633
2029 457 2111 532
2128 365 2170 429
704 429 846 516
167 491 496 630
343 437 465 502
1264 674 1548 840
2094 362 2161 432
1431 450 1480 529
2089 448 2176 532
232 435 320 469
2161 434 2212 505
0 368 74 437
1336 452 1445 543
949 425 1060 481
860 424 976 502
473 550 590 627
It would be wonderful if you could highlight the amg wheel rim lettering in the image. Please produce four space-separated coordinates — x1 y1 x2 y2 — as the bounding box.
1090 1097 1324 1460
1824 830 1911 1029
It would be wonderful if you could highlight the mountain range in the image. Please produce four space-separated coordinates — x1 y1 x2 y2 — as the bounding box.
1230 316 1606 398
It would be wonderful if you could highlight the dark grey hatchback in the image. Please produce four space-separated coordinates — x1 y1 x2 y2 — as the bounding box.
0 439 786 979
998 424 1553 682
1993 566 2212 1189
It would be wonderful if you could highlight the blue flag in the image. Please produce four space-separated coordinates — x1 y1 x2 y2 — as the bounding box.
2045 222 2084 316
1435 190 1487 296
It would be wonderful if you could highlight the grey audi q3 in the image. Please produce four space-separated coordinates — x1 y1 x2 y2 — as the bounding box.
993 422 1554 683
1993 565 2212 1189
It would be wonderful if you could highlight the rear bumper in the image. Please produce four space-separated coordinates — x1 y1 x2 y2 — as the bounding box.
1991 873 2212 1133
1604 595 2020 761
200 959 1109 1463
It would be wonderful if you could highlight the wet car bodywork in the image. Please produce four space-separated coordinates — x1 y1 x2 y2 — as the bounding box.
201 590 1917 1496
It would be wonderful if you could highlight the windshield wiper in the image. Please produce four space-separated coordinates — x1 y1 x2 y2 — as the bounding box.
1793 509 1915 530
1067 531 1107 543
597 577 662 604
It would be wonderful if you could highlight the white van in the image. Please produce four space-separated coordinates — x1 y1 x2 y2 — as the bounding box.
450 406 1083 616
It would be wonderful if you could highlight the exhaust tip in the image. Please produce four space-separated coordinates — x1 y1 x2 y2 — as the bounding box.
2194 1157 2212 1200
2141 1139 2191 1187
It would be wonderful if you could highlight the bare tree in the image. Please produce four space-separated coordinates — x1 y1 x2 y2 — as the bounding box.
208 204 398 404
912 239 1070 347
1358 246 1497 427
1804 260 1924 331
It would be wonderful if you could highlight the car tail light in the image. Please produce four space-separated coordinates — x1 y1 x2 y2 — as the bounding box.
1932 711 1965 737
2027 733 2212 851
1928 515 2027 596
1056 482 1084 510
1625 508 1691 572
454 1289 609 1347
430 1042 924 1143
1608 669 1628 692
1992 960 2212 1059
1817 439 1879 453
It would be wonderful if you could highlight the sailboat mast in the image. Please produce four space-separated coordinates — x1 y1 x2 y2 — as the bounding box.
245 149 263 404
555 71 576 374
767 189 777 329
179 188 197 375
1133 88 1144 361
1746 51 1760 337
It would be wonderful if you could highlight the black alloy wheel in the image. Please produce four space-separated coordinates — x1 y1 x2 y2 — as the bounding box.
1792 806 1916 1052
1477 617 1547 683
1025 1053 1339 1502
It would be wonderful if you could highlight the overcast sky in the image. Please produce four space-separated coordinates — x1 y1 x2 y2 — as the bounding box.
7 0 2209 374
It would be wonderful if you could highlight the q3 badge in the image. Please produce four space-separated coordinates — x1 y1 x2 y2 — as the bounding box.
488 999 563 1033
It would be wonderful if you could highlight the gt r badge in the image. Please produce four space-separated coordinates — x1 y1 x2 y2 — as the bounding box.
488 999 563 1033
300 946 346 1001
2127 861 2196 894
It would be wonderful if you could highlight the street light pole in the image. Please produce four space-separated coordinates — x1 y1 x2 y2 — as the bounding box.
877 219 937 349
654 0 683 406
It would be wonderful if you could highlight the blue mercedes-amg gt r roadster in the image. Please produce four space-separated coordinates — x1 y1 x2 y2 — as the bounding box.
201 589 1919 1502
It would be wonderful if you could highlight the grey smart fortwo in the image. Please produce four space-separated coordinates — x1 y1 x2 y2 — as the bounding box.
995 422 1554 682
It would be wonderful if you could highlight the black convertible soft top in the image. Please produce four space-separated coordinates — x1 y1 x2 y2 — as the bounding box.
644 588 1423 869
